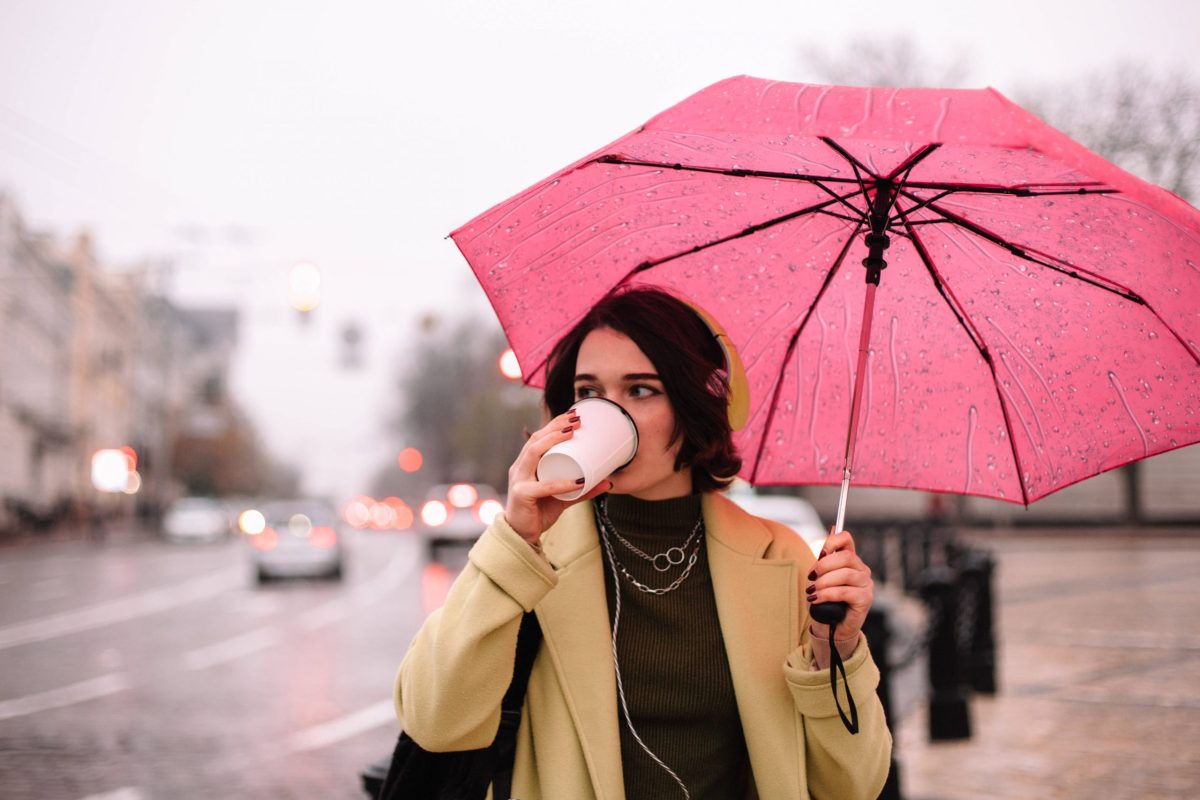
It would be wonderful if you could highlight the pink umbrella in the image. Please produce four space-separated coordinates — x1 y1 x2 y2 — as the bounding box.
452 76 1200 529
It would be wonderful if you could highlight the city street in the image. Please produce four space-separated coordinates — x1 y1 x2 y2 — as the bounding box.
3 524 1199 799
0 526 432 799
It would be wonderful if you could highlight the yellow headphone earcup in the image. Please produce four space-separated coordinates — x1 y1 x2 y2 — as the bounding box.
681 300 750 432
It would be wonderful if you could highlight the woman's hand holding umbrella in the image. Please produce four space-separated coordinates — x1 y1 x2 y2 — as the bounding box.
806 528 875 666
504 411 614 549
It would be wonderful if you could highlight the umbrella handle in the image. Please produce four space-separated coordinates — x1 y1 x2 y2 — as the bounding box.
810 600 848 625
811 467 853 625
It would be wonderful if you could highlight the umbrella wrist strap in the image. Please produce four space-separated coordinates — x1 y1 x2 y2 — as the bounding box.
826 620 859 735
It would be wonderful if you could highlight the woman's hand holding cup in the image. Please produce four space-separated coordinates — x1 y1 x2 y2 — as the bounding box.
504 411 613 547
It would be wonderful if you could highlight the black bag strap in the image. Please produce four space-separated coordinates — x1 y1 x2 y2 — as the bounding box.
490 611 543 800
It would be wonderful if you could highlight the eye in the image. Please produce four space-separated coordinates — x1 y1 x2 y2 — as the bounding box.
575 385 600 400
628 384 661 399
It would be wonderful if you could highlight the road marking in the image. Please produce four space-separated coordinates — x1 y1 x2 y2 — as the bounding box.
351 544 417 608
183 627 281 671
0 673 130 722
298 600 349 631
297 544 414 632
287 699 397 752
78 788 147 800
0 567 244 651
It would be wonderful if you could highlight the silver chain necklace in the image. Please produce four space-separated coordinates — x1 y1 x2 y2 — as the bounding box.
598 498 705 572
595 499 705 595
598 500 694 799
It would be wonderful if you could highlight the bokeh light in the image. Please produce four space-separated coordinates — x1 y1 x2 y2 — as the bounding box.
288 261 321 312
498 348 522 380
447 483 478 508
91 449 131 493
383 496 414 530
397 447 423 473
287 513 313 537
477 498 504 525
420 500 449 527
343 497 373 528
239 509 267 535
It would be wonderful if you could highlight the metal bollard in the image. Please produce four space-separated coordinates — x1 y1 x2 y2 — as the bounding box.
920 566 972 741
863 604 903 800
960 549 998 695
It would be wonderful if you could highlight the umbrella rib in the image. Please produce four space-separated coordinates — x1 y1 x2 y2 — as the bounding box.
894 187 1148 305
901 181 1113 195
592 154 861 185
884 143 942 182
897 207 1033 507
592 154 871 222
891 186 1116 226
616 189 867 283
747 222 865 484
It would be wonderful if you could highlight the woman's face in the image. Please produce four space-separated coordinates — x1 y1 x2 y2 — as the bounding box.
573 326 692 500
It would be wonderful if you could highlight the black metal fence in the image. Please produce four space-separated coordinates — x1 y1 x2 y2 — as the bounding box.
853 521 999 800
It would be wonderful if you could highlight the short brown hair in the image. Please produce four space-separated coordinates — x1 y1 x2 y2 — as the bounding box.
543 288 742 493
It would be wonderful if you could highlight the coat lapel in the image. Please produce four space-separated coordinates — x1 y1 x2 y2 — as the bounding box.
534 503 625 800
705 493 804 798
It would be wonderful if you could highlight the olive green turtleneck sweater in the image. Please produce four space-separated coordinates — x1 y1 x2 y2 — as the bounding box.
598 493 749 800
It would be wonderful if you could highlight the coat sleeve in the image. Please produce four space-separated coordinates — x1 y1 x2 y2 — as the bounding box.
786 636 893 799
760 518 893 799
393 515 558 752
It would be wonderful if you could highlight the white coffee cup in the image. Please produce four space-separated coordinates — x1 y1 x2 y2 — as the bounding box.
536 397 639 501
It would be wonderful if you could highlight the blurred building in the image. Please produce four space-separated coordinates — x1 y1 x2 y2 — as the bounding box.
64 232 139 516
0 193 77 530
0 192 246 534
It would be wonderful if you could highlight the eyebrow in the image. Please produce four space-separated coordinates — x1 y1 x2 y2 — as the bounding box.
574 372 662 382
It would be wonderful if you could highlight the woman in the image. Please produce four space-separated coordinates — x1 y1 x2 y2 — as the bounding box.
395 288 892 799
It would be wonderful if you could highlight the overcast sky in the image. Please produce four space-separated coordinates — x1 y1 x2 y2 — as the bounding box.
2 0 1198 499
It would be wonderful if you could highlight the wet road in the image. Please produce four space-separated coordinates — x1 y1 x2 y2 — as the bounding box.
0 526 443 799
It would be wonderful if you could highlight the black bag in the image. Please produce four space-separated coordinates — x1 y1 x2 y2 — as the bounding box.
378 612 543 800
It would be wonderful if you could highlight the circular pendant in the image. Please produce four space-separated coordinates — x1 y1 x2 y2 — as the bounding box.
653 547 687 572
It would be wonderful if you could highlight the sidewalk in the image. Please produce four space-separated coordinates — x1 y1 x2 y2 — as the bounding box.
891 526 1200 800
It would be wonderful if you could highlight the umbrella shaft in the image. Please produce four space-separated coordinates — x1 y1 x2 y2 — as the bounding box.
836 281 879 534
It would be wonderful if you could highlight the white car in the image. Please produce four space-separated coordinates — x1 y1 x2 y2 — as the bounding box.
726 488 827 557
416 483 505 560
162 497 232 543
248 499 345 583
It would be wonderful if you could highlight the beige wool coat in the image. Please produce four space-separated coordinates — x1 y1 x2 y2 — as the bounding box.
394 492 893 799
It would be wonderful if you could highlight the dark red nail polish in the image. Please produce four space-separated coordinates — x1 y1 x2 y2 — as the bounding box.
561 426 573 433
574 477 585 484
818 550 826 559
807 570 817 581
805 584 816 595
569 416 580 423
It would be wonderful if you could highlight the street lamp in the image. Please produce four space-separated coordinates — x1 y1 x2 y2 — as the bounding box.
288 261 321 315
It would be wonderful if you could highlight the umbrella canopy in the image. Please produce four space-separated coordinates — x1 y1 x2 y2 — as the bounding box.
452 76 1200 506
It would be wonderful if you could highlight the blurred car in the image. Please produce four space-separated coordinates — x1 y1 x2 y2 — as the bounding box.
415 483 505 560
247 499 345 583
726 485 827 557
162 497 232 543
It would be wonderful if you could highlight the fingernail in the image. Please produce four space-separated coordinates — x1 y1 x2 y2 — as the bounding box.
806 593 817 603
574 477 585 484
569 416 580 423
561 426 573 433
805 584 816 595
818 550 826 559
807 570 817 581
